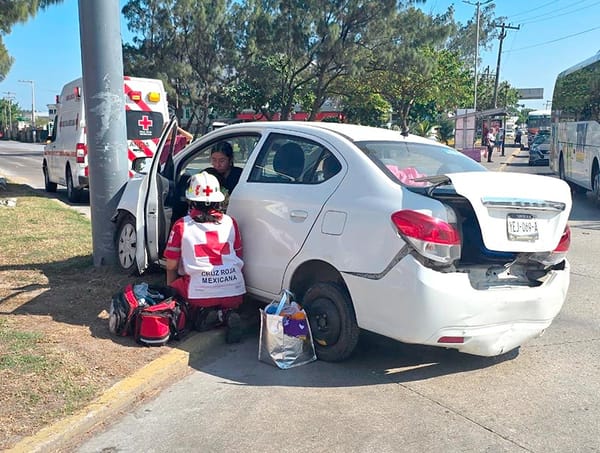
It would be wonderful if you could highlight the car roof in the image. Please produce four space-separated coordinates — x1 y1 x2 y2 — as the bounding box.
215 121 440 146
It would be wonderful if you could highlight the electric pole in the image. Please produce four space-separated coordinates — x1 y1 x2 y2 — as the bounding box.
464 0 493 112
493 22 520 108
2 91 15 139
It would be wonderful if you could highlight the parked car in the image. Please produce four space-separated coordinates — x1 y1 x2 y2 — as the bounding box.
114 119 572 361
529 133 551 166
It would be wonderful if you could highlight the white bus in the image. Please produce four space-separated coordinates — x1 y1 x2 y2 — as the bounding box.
550 51 600 200
526 109 551 145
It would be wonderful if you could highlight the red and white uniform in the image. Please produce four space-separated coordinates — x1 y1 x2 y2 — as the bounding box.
164 211 245 308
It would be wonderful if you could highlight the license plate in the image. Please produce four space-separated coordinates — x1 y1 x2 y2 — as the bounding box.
507 213 538 241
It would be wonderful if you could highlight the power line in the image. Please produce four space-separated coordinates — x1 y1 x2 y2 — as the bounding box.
504 25 600 52
508 0 587 21
519 0 600 25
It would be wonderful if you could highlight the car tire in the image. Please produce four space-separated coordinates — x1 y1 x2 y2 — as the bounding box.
43 164 57 192
302 282 360 362
66 166 83 203
116 213 139 274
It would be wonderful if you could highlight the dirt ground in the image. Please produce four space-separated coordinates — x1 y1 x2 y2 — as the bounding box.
0 258 174 449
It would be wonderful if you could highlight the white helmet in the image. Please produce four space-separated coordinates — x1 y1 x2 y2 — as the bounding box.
185 172 225 202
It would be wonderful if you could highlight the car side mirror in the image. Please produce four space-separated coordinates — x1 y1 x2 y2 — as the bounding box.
132 156 152 174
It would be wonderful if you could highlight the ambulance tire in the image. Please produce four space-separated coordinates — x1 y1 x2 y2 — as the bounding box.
302 282 359 362
66 166 84 203
116 214 139 275
43 163 57 193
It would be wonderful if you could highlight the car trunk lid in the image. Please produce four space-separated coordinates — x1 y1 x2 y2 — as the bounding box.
447 171 572 252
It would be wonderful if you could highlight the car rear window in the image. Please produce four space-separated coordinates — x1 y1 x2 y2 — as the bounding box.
356 140 485 187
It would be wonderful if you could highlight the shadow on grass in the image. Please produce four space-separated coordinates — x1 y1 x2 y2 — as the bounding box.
0 255 168 348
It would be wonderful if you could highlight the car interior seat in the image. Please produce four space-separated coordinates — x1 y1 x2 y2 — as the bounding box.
322 155 342 179
272 142 305 181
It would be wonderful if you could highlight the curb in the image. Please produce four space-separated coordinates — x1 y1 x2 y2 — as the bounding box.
8 330 224 453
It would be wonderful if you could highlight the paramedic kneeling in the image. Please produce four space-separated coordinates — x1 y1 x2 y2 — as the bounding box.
164 171 245 343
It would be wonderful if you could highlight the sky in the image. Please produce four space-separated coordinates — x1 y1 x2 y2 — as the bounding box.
1 0 600 115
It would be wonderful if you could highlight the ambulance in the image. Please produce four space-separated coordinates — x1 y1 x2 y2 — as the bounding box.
43 76 169 202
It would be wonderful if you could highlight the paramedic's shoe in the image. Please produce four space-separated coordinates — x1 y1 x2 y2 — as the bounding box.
194 308 220 332
225 311 242 344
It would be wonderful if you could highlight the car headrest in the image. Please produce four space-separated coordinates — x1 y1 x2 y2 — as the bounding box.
273 143 305 180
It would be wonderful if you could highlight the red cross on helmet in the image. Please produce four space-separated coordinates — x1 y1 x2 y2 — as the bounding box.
186 172 225 202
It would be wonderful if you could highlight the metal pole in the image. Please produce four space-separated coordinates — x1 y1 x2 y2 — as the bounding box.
474 1 480 112
464 0 492 112
79 0 128 266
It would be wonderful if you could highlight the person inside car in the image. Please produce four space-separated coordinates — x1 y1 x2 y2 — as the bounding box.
205 142 243 195
164 171 245 343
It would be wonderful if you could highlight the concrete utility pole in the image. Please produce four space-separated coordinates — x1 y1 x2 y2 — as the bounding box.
78 0 128 267
493 22 520 108
18 80 36 141
2 91 15 139
464 0 493 112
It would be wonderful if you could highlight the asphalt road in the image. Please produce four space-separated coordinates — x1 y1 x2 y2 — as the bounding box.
0 140 91 218
76 148 599 453
2 141 599 452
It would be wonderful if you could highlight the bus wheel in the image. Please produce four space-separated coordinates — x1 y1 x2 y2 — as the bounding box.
558 155 566 180
593 172 600 206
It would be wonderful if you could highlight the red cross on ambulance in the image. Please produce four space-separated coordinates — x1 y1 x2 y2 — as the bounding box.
137 115 153 131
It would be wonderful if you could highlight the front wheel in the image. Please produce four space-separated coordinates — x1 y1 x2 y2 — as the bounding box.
116 213 139 274
302 282 360 362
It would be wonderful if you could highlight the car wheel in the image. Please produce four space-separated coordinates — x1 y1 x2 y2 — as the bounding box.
43 164 57 192
302 282 360 362
116 213 139 274
66 166 83 203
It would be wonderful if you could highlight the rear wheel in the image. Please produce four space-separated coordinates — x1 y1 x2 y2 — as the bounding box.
558 154 566 180
593 171 600 206
43 164 57 192
66 166 84 203
116 213 138 274
302 282 359 362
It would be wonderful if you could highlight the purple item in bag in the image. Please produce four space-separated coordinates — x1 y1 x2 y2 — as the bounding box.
283 317 308 339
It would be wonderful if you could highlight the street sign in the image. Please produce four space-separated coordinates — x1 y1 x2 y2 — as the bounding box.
517 88 543 100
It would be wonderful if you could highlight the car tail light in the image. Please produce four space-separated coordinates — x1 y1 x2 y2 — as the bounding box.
530 224 570 266
438 336 464 344
391 210 461 264
76 142 87 164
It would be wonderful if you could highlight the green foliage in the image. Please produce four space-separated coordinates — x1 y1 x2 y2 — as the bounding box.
120 0 521 131
436 115 455 145
0 0 63 81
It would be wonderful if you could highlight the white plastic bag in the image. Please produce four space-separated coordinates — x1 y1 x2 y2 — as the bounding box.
258 290 317 369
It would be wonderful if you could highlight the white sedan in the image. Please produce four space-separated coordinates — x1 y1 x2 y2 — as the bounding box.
114 119 572 361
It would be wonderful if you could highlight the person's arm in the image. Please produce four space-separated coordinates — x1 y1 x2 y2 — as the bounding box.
163 219 184 284
177 127 193 144
166 259 179 285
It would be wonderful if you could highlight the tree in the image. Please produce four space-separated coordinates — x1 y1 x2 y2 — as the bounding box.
0 0 63 81
122 0 235 134
362 7 457 132
231 0 396 121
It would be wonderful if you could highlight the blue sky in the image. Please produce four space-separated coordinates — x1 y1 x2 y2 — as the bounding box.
2 0 600 114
